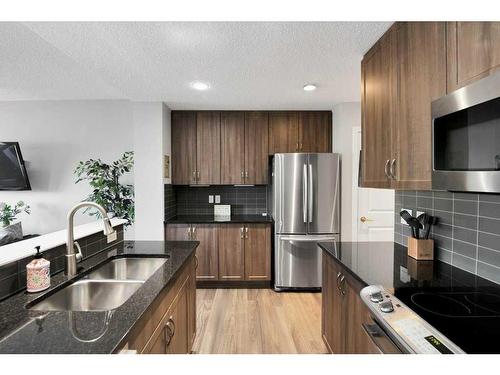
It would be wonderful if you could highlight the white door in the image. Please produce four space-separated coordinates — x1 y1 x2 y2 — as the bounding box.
352 128 394 242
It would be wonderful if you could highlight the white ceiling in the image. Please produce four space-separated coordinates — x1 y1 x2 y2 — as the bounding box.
1 22 392 109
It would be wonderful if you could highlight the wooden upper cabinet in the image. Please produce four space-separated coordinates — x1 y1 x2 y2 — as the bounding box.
298 112 332 153
196 112 221 185
218 224 245 280
395 22 446 190
245 112 269 184
244 224 271 281
221 112 245 184
447 22 500 92
268 111 299 153
172 111 197 185
192 224 219 281
361 27 397 189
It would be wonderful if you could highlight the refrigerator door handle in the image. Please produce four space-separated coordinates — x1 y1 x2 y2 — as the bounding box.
303 164 308 223
308 163 313 223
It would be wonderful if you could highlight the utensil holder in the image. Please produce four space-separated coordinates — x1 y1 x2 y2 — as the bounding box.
407 238 434 260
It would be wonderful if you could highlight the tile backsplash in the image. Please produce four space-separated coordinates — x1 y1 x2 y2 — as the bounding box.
395 190 500 284
166 185 268 217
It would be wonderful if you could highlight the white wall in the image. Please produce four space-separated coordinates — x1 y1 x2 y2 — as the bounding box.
333 102 361 242
0 100 134 236
132 102 169 240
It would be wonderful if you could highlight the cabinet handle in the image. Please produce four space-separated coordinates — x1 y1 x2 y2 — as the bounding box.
165 317 175 347
296 142 299 151
389 159 396 180
339 275 346 295
241 171 244 181
194 255 198 270
192 226 196 239
300 143 303 151
197 171 200 181
336 272 342 289
240 227 244 239
192 171 197 182
384 159 390 179
187 227 192 240
245 171 248 179
245 226 249 239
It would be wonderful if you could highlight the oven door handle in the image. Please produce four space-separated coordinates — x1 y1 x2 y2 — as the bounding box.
362 323 402 354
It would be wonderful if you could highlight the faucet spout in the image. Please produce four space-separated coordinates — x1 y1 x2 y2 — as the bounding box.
66 202 116 277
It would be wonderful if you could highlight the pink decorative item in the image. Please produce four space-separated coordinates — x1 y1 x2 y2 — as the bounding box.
26 246 50 293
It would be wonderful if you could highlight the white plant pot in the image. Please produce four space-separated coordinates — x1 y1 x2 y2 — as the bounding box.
0 222 23 246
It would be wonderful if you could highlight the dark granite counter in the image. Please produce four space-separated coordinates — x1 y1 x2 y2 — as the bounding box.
0 240 198 354
318 241 500 353
165 214 273 224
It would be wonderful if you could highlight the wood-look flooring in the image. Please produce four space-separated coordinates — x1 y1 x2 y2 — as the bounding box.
191 288 328 354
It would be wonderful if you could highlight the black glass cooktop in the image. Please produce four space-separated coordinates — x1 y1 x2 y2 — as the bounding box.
395 287 500 353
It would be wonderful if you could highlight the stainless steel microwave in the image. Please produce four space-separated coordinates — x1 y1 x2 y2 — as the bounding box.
432 72 500 193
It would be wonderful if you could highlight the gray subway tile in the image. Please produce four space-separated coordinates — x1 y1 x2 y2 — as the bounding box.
434 198 453 212
479 194 500 203
436 247 452 264
416 197 433 209
434 191 452 199
453 192 478 201
479 202 500 220
454 226 477 244
478 231 500 252
451 253 476 274
478 247 500 268
454 199 478 215
478 217 500 236
417 191 433 197
433 223 453 238
433 234 452 251
453 239 477 259
434 210 452 226
454 213 478 230
477 262 500 284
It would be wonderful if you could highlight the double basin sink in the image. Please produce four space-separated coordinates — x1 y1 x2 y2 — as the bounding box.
28 257 168 312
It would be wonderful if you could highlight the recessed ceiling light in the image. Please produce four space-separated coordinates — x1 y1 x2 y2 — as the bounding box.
303 84 317 91
190 81 210 91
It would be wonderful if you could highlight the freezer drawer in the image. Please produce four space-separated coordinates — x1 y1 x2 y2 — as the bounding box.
274 234 339 290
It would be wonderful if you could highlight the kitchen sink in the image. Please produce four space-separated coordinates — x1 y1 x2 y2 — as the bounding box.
28 279 144 312
85 257 168 281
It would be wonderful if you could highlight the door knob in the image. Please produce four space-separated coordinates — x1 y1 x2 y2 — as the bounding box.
360 216 373 223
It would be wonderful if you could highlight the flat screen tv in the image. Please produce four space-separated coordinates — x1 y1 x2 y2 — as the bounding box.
0 142 31 190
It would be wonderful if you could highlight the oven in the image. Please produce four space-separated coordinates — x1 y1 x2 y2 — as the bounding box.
432 72 500 192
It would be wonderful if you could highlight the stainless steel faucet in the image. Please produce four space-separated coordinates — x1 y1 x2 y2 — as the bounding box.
66 202 115 277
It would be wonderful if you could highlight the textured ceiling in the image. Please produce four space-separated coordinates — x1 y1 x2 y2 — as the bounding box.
1 22 392 109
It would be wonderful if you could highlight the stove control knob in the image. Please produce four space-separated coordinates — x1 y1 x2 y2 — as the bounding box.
370 291 384 303
380 301 394 313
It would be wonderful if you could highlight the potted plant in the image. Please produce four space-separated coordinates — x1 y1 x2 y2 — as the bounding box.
74 151 134 225
0 201 31 245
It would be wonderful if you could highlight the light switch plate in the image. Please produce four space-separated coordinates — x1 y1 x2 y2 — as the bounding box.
215 195 221 204
208 195 214 203
400 208 413 225
107 231 117 243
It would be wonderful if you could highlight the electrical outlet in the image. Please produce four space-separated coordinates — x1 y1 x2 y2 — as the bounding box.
215 195 221 204
208 195 214 203
416 210 425 218
400 208 413 225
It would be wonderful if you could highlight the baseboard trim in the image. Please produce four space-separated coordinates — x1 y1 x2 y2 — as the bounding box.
196 280 272 289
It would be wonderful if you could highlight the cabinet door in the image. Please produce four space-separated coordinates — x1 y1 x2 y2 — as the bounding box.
196 112 221 184
192 224 219 280
343 274 375 354
165 224 191 241
244 224 271 281
298 112 332 153
268 111 299 154
361 28 397 188
221 112 245 184
321 253 345 354
171 111 197 185
447 22 500 92
245 112 269 184
218 224 245 280
165 283 189 354
395 22 446 191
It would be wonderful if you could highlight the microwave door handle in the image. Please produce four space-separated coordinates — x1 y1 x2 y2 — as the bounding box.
308 163 313 223
303 164 308 223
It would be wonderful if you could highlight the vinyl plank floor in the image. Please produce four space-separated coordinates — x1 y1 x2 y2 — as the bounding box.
191 288 328 354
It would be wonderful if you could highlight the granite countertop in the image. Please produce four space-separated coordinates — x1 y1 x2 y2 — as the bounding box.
165 214 274 224
318 241 499 290
0 240 198 354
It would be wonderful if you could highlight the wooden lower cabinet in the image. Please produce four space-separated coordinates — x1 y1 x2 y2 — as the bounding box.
321 251 376 354
191 224 219 281
244 224 271 281
218 224 245 280
119 255 196 354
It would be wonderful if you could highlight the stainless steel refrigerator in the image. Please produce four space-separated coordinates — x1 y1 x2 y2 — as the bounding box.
272 153 340 291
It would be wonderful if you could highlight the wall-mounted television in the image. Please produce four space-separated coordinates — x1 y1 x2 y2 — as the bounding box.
0 142 31 190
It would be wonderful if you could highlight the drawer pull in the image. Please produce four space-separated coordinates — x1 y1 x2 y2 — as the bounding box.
165 317 175 347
